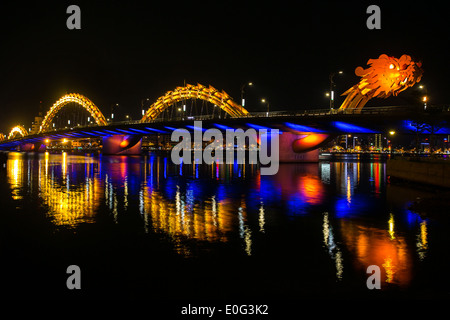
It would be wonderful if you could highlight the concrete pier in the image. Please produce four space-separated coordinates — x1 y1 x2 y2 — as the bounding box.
102 135 142 155
278 132 320 162
387 157 450 188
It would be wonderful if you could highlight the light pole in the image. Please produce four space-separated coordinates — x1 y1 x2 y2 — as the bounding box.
329 71 343 111
141 98 149 117
111 103 118 123
261 98 270 116
241 82 253 113
240 82 253 107
418 85 428 110
389 130 395 154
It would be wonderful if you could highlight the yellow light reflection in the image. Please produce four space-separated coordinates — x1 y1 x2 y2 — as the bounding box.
259 202 265 233
388 213 396 240
62 152 67 178
382 257 395 283
346 175 352 204
38 155 102 227
340 219 412 287
142 185 245 256
417 220 428 260
322 212 344 281
6 153 103 227
7 154 24 200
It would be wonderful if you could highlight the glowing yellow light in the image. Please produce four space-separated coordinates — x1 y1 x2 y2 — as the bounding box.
141 83 249 122
389 64 395 69
120 139 129 148
62 138 68 143
40 93 107 133
45 139 50 144
8 125 28 139
423 96 427 102
389 131 395 135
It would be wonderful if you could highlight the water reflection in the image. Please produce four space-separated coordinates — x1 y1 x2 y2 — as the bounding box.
322 212 344 281
5 152 431 290
8 154 24 200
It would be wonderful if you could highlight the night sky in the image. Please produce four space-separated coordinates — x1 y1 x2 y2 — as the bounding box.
1 1 449 133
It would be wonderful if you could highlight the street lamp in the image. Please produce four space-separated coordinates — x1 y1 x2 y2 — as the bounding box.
388 131 396 154
111 103 118 122
141 98 149 117
261 98 270 116
241 82 253 107
418 85 428 110
329 70 343 111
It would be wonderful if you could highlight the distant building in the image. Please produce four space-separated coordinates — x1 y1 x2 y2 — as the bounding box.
30 112 43 134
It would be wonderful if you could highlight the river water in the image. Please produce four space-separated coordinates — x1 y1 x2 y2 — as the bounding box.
1 151 449 301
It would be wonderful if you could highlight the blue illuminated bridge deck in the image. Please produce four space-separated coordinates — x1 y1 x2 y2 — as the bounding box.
1 106 450 149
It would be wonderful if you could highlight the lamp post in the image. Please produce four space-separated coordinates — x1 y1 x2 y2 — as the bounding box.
389 130 395 154
111 103 118 123
141 98 149 117
329 71 343 111
240 82 253 116
261 98 270 116
418 85 428 110
240 82 253 107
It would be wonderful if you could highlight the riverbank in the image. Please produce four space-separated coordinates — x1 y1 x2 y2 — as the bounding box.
387 157 450 188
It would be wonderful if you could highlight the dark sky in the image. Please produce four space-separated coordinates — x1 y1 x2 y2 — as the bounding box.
1 1 449 133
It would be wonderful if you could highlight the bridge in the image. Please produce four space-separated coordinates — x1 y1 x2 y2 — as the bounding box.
1 55 449 161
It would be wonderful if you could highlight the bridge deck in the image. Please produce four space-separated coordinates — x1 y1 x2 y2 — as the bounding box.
1 106 449 149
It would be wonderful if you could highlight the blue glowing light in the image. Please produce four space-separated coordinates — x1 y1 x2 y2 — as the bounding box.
128 128 150 134
213 123 234 130
402 120 450 134
115 128 138 134
81 131 98 136
146 127 168 133
92 131 110 136
186 125 206 131
245 123 274 131
332 121 378 133
102 129 122 135
284 122 325 133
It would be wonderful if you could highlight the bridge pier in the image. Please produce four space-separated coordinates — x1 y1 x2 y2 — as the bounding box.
102 135 142 155
19 142 46 152
278 132 322 163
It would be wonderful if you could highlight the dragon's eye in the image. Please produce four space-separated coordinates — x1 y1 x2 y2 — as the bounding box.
389 64 395 69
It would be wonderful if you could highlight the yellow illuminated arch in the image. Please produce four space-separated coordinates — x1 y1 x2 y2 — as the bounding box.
8 125 28 139
40 93 107 133
0 133 5 141
141 83 249 122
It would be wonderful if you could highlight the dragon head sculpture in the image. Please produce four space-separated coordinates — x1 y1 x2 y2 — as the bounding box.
340 54 423 110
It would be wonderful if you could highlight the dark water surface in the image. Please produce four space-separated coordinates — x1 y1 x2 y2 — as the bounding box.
1 151 449 301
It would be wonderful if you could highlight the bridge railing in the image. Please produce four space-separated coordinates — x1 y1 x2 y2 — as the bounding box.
248 105 429 117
